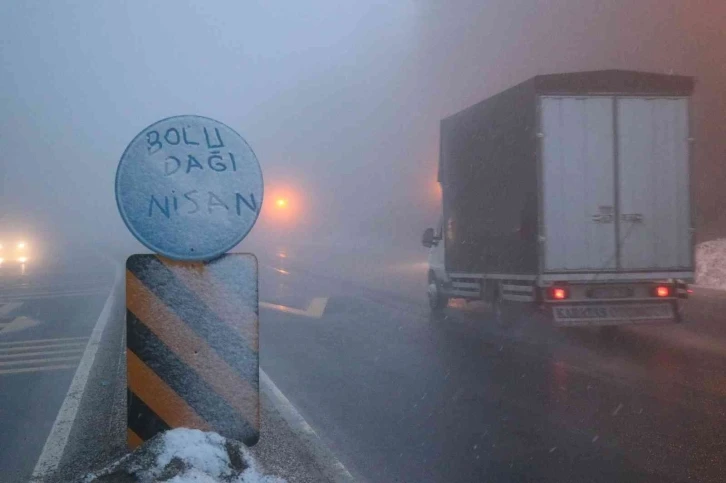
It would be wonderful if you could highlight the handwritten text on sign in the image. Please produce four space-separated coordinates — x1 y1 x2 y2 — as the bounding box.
145 125 256 219
116 115 264 260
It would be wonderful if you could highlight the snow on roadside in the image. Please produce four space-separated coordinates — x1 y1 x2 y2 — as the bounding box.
84 428 286 483
696 239 726 290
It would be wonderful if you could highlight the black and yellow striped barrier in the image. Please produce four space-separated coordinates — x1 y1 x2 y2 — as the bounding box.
126 254 259 448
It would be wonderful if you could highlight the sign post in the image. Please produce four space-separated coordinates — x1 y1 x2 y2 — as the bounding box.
116 115 263 447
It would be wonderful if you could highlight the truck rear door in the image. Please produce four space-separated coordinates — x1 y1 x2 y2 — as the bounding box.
617 98 692 270
541 97 617 271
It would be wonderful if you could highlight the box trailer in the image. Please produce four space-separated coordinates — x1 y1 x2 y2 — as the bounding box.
422 70 693 326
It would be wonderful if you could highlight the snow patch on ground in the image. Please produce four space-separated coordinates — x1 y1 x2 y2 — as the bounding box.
696 239 726 289
85 429 285 483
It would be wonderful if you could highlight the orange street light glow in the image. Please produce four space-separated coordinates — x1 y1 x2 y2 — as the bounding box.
276 199 287 208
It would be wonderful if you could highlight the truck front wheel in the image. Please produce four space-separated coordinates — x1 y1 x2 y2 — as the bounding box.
428 276 449 312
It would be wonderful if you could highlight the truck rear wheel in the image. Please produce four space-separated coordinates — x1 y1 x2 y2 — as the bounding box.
428 276 449 312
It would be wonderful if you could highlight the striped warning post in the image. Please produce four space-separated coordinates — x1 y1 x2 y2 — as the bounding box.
126 254 259 448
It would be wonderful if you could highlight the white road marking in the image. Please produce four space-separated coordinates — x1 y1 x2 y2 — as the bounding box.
0 355 81 367
30 262 122 482
260 297 329 319
0 336 88 346
0 348 85 359
260 369 355 482
0 316 40 334
0 287 107 302
0 337 87 375
0 342 87 353
0 302 24 316
0 364 78 376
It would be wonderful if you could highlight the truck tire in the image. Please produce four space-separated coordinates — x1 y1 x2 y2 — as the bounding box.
428 276 449 312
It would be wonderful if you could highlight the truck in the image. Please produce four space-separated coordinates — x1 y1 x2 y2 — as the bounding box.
422 70 693 327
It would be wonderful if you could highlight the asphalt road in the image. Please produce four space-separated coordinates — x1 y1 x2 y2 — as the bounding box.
0 265 114 483
4 250 726 483
258 254 726 483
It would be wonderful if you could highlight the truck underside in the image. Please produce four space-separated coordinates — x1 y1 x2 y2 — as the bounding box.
431 273 689 327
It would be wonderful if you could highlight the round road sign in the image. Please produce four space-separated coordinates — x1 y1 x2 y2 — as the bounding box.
115 115 263 260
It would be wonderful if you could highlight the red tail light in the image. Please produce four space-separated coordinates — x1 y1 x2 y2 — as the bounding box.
655 285 671 298
549 287 569 300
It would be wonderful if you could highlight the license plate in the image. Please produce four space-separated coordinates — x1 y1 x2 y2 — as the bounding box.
553 303 674 323
588 286 633 299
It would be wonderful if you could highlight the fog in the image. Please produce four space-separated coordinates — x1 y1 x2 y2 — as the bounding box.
2 1 725 270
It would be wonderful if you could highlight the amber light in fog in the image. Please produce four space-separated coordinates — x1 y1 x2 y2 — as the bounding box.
548 287 569 300
655 285 671 297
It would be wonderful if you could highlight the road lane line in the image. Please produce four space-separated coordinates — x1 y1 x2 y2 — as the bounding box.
0 302 23 316
0 315 41 334
0 356 81 367
0 288 108 302
0 336 88 346
0 342 87 353
0 364 78 376
260 297 329 319
0 348 85 359
260 369 355 483
30 262 122 482
305 297 328 317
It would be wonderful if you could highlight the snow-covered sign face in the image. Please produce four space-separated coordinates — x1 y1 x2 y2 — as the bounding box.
115 115 264 261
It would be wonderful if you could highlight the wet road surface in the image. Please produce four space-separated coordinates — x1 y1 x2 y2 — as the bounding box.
4 249 726 483
0 265 114 483
259 253 726 483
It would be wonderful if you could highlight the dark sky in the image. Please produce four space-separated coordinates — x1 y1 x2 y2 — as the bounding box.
2 1 725 255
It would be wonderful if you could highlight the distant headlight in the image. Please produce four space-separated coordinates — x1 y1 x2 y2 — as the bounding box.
17 257 27 263
17 242 26 249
